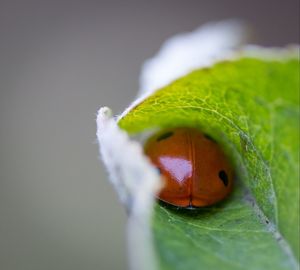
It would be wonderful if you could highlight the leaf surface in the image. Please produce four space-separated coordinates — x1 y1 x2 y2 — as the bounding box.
119 57 300 269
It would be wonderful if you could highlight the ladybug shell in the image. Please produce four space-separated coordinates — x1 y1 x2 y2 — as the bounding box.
144 127 233 208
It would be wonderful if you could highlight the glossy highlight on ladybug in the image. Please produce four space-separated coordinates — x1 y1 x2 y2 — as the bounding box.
144 127 233 208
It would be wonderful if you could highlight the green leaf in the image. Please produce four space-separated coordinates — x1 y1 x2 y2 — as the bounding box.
119 57 300 269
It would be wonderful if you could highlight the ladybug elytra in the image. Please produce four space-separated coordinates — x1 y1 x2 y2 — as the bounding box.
144 127 233 208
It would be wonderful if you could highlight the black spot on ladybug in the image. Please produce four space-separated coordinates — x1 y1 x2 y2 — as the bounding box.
204 134 216 143
157 131 174 142
218 170 228 186
156 167 162 175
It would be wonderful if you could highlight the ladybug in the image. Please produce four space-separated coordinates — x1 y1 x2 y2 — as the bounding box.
144 127 233 208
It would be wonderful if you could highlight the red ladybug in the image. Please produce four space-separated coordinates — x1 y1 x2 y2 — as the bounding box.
144 127 233 208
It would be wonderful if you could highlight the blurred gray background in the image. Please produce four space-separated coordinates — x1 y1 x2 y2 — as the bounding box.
0 0 299 269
